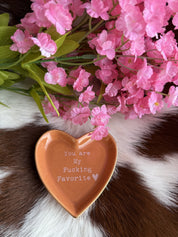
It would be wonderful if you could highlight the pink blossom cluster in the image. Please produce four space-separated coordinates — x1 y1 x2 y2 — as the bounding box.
10 0 83 56
10 0 178 140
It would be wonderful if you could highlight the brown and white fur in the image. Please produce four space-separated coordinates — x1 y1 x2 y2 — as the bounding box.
0 1 178 236
0 83 178 237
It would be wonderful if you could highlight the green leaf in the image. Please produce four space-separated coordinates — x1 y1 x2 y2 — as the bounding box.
0 50 33 70
45 26 69 45
1 80 16 87
43 81 73 96
22 63 59 116
45 26 67 41
0 13 9 26
0 101 9 107
54 39 79 57
10 64 29 76
0 70 20 80
67 31 86 42
21 51 43 65
0 26 16 45
0 45 19 63
0 77 4 85
55 33 69 49
45 26 61 41
30 87 49 123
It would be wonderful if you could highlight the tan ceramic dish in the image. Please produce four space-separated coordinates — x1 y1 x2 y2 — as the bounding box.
35 130 117 217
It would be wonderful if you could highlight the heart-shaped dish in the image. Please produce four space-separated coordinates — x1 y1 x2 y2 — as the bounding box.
35 130 117 217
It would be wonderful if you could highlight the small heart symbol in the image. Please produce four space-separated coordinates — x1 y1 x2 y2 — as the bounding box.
35 130 117 217
92 173 99 181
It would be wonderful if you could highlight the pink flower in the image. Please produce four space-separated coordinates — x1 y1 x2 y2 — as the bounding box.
10 29 34 54
70 0 84 18
67 67 81 85
68 66 81 78
79 86 95 104
136 59 153 90
117 95 129 113
83 0 109 20
119 0 137 11
105 80 121 97
155 31 177 60
117 56 142 75
103 94 118 104
165 61 178 79
43 94 59 117
91 126 108 140
61 100 78 120
167 0 178 12
165 86 178 107
41 60 58 71
103 0 116 12
20 13 40 34
45 1 73 35
31 0 51 28
126 88 144 105
31 33 57 57
44 67 67 87
107 105 118 115
134 96 150 118
55 0 72 8
153 62 178 92
73 68 90 92
148 92 164 114
90 30 116 60
122 76 137 94
143 0 166 37
95 58 118 84
172 13 178 29
145 37 163 63
115 5 145 41
70 106 90 125
91 105 110 126
130 37 145 57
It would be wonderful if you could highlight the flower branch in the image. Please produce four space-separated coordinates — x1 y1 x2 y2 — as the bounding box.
0 0 177 140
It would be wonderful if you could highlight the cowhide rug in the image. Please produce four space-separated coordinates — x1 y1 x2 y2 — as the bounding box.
0 1 178 236
0 85 178 237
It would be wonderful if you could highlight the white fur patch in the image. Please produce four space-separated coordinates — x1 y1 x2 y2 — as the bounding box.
0 168 12 194
132 154 178 207
0 89 39 129
109 111 178 207
17 194 103 237
108 107 177 158
0 169 11 181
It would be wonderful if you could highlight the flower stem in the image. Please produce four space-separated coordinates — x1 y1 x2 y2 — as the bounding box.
32 54 97 64
77 19 104 44
89 17 92 31
97 82 106 104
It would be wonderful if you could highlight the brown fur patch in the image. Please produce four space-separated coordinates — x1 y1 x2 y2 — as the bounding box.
136 113 178 159
90 166 178 237
0 124 49 227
